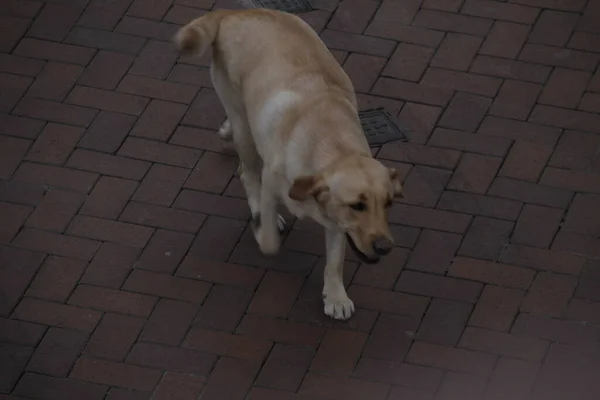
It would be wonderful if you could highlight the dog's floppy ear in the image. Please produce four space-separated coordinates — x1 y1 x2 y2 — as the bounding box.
389 168 404 199
289 175 327 201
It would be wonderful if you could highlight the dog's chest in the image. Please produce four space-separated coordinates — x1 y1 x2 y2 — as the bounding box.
280 193 333 229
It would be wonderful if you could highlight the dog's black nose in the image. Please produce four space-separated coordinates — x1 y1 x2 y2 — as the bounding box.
372 238 393 255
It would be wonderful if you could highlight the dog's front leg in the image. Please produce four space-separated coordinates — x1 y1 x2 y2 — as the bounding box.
323 227 355 320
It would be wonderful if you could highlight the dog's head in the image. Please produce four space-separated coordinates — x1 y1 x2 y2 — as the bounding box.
288 155 403 263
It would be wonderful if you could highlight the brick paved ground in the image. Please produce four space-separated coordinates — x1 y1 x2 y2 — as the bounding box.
1 0 600 399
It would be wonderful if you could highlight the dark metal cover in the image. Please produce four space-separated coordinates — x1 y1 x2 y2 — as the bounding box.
249 0 314 13
358 107 408 147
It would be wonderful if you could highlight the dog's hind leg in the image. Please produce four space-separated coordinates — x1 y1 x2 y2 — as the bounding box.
228 119 286 238
211 62 285 245
225 115 262 219
211 63 262 218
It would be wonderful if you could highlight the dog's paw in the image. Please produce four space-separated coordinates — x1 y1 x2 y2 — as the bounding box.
323 291 355 320
218 119 233 141
251 214 282 255
253 213 286 235
256 229 281 255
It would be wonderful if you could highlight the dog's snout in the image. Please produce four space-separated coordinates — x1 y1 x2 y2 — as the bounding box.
372 237 393 255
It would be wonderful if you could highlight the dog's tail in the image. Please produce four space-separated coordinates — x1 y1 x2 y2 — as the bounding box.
174 10 231 58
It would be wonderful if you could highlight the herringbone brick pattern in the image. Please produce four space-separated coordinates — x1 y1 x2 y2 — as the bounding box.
1 0 600 399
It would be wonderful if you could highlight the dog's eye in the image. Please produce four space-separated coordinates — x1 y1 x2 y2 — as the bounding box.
349 202 367 211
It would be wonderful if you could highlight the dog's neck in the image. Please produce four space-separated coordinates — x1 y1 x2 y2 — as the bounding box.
312 141 372 172
286 89 373 171
316 152 372 180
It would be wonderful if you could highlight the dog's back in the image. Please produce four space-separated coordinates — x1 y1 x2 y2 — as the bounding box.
176 9 352 97
175 9 365 161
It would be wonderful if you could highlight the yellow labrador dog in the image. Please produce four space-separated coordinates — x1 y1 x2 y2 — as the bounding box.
175 8 403 320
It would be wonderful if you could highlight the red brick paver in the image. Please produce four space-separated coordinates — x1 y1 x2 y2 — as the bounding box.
1 0 600 399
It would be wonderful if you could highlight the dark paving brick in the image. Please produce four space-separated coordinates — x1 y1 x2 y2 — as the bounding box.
1 1 599 399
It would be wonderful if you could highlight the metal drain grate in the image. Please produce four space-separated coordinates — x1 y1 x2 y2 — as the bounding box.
247 0 314 13
359 108 408 147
